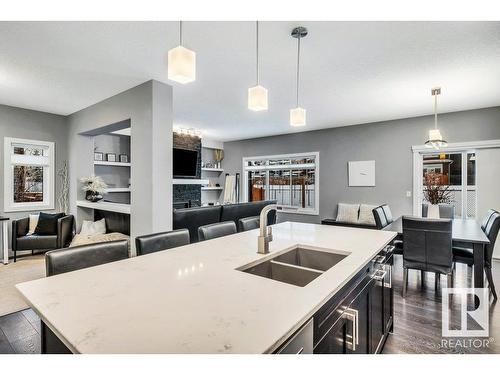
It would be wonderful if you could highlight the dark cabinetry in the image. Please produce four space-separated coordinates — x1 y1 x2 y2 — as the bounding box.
312 247 394 354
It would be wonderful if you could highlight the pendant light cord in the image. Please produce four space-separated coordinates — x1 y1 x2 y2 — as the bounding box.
296 35 301 107
434 91 438 130
179 21 183 46
256 21 259 85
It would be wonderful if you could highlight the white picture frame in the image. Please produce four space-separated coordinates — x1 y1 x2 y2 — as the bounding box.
348 160 375 187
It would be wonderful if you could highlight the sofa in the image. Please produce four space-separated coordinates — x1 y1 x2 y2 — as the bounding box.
173 200 277 243
321 203 378 229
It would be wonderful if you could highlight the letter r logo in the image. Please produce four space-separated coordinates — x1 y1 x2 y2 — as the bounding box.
442 288 489 337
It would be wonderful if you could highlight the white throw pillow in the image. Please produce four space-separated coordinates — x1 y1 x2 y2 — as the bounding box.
27 214 40 235
336 203 360 224
358 204 377 226
80 218 106 236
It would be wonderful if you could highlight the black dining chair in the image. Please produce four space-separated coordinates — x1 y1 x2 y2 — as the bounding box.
481 209 496 231
402 216 453 297
238 216 260 232
373 206 388 229
198 221 237 241
382 205 394 224
422 203 455 219
373 204 403 254
135 229 190 256
453 210 499 300
45 240 129 277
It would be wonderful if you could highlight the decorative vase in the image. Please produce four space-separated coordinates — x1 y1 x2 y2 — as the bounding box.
428 204 440 219
85 191 103 203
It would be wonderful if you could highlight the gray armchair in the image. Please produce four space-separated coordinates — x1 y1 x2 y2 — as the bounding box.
12 214 74 262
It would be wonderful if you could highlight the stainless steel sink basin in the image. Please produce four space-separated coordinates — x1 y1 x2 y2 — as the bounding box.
241 259 323 287
238 246 349 287
272 247 347 272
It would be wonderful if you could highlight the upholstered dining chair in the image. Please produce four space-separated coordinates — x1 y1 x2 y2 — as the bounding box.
238 216 260 232
453 210 500 300
402 216 453 297
45 240 129 277
198 221 237 241
135 229 190 256
373 206 388 229
373 204 403 254
381 205 394 224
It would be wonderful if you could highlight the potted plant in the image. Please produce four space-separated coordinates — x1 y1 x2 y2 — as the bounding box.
423 172 452 218
80 175 108 202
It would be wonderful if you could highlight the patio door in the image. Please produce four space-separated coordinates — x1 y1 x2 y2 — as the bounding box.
413 150 476 218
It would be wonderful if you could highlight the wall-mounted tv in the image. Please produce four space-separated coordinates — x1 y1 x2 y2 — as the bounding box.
173 148 198 178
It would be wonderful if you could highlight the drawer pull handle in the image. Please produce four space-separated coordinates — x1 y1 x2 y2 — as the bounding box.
343 308 358 351
373 270 387 282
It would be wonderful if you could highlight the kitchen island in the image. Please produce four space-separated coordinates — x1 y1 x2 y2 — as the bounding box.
16 222 396 354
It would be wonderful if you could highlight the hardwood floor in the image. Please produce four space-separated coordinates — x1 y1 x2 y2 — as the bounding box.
383 256 500 354
0 309 41 354
1 257 499 354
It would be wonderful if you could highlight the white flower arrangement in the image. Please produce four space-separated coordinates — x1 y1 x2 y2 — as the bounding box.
80 175 108 194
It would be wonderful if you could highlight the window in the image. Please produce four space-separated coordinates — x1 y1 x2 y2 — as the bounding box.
3 137 55 212
243 152 319 215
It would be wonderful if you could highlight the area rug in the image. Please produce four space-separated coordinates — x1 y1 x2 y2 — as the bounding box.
0 255 45 316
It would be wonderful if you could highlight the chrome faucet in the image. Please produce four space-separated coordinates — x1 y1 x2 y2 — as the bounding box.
258 204 278 254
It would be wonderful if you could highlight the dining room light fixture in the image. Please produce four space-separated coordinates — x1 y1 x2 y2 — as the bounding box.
425 87 447 149
248 21 268 111
168 21 196 84
290 26 308 127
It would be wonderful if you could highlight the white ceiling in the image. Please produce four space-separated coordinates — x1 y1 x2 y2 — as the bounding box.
1 21 500 141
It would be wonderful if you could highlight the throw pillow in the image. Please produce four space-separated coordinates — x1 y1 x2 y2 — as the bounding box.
358 204 377 226
80 218 106 236
27 214 40 235
336 203 360 224
34 212 65 235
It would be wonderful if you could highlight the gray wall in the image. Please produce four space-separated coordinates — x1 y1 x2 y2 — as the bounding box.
67 80 173 252
223 106 500 224
0 104 68 255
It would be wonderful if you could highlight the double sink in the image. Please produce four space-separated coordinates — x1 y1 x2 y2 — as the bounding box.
238 246 349 287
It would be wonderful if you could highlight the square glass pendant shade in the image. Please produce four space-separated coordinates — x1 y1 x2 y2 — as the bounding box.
168 45 196 84
425 129 447 149
290 107 306 127
248 85 268 111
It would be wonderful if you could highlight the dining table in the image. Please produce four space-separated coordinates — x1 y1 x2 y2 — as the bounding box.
383 216 490 294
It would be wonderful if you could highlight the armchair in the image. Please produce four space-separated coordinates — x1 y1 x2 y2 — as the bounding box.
12 214 74 262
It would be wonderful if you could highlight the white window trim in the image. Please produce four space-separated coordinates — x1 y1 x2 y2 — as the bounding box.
3 137 55 212
242 151 320 216
411 139 500 217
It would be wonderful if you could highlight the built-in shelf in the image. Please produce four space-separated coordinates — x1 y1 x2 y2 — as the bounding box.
76 200 131 214
201 168 224 172
106 187 131 193
173 178 209 185
94 161 131 167
201 187 223 191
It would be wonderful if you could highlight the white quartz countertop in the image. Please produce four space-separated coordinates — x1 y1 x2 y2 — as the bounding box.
16 222 396 354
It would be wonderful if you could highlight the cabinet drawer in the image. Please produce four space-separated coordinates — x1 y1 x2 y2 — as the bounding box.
313 264 372 345
277 319 313 354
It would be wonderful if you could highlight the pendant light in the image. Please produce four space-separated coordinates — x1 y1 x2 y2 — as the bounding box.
425 87 447 149
248 21 268 111
168 21 196 84
290 26 308 127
